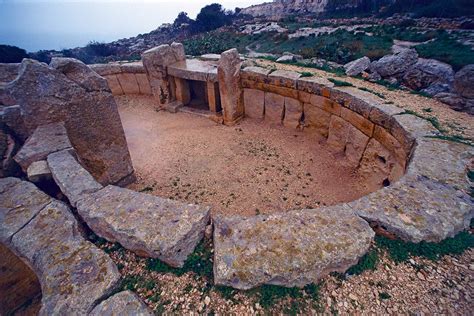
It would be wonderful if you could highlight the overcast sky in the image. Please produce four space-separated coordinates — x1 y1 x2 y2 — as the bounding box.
0 0 267 52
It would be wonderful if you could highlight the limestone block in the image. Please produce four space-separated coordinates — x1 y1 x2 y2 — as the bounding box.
341 107 374 137
268 70 301 89
264 92 284 124
105 75 124 95
14 122 72 171
171 42 186 62
89 63 121 76
76 185 211 268
27 160 52 183
47 150 103 207
174 77 191 104
214 206 374 289
120 62 146 74
297 76 333 94
117 73 140 94
218 49 243 125
243 89 265 119
50 57 109 92
207 82 220 113
373 125 406 165
309 94 341 116
241 66 271 83
298 90 311 103
90 291 153 316
136 73 152 95
283 97 302 128
303 103 331 137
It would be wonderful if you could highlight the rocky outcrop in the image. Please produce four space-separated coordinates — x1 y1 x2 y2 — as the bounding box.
0 178 121 315
1 58 135 185
90 291 153 316
453 64 474 99
13 122 72 172
76 185 211 267
344 56 371 76
214 206 374 289
402 58 454 96
218 49 244 125
370 48 418 78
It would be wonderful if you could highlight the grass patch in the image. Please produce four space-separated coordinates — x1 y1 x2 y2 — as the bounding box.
299 71 314 77
346 248 379 275
398 110 445 133
358 87 386 99
410 90 432 98
375 232 474 263
426 134 474 147
328 78 354 87
379 292 391 300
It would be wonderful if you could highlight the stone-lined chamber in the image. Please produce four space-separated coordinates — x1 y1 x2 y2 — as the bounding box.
0 42 472 310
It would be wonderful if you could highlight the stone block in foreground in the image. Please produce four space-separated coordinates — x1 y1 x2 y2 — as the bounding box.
76 185 211 267
213 206 374 290
47 149 102 207
13 122 72 171
89 291 153 316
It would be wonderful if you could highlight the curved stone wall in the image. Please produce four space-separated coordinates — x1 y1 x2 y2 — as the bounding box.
90 62 152 96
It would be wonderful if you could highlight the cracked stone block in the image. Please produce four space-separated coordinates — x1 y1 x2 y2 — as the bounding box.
14 122 72 171
76 185 211 267
214 206 374 290
27 160 52 183
264 92 285 124
47 149 103 207
90 291 153 316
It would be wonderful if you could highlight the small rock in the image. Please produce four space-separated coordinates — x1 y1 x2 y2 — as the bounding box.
27 160 52 183
417 272 426 280
204 296 211 306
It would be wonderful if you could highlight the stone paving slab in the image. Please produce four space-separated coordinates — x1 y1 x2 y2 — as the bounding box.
213 206 374 289
168 59 218 83
13 122 72 171
89 291 153 316
47 149 103 207
76 185 211 267
0 177 51 243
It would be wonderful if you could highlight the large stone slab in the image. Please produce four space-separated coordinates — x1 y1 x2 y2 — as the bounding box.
283 97 302 128
214 206 374 290
264 92 285 124
10 199 120 315
0 177 51 244
76 185 211 267
47 149 103 207
218 49 244 125
14 122 72 171
117 73 140 94
303 103 331 137
90 291 153 316
243 88 264 119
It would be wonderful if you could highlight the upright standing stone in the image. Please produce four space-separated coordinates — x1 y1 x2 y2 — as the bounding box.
218 49 243 125
142 45 179 106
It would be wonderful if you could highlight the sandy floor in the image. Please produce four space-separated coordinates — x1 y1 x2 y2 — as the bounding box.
117 95 373 217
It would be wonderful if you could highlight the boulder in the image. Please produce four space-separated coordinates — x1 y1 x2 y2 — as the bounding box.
218 49 244 125
213 206 374 289
402 58 454 95
27 160 52 183
0 125 19 178
0 105 28 141
344 56 370 77
47 149 103 207
90 291 153 316
1 59 135 185
276 55 296 63
76 185 211 267
14 122 72 171
370 49 418 78
0 63 20 83
435 92 474 115
454 64 474 99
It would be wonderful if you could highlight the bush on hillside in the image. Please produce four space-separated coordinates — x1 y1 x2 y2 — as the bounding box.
0 45 29 63
191 3 234 33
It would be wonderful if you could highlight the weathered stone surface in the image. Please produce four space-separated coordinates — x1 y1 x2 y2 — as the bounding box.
136 73 152 95
76 185 210 267
14 122 72 171
0 63 20 83
241 66 271 82
309 94 341 116
327 116 369 168
213 206 374 289
117 73 140 94
50 57 109 92
283 97 302 128
268 70 301 89
90 291 153 316
243 88 265 119
340 107 374 137
303 103 331 137
120 62 146 74
264 92 285 124
454 64 474 99
0 177 51 243
105 75 124 95
2 58 135 185
0 125 20 178
27 160 52 183
168 59 218 82
90 63 122 76
174 77 191 104
11 199 120 315
171 42 186 62
402 58 454 95
218 49 244 125
0 104 28 142
370 49 418 78
47 150 103 207
207 82 220 113
297 76 333 95
373 125 406 165
344 56 370 76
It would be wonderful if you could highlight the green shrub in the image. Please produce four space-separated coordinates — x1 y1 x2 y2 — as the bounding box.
0 44 28 63
328 78 354 87
346 248 379 275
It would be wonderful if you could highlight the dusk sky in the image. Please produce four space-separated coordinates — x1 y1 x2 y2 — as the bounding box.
0 0 266 52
